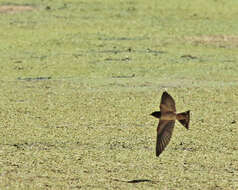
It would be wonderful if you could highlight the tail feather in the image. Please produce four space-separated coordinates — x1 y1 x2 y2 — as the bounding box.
176 111 190 129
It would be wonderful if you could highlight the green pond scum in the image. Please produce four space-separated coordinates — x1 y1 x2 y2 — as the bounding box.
0 0 237 189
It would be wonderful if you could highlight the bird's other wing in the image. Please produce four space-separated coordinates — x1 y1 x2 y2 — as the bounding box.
156 120 175 157
160 91 176 113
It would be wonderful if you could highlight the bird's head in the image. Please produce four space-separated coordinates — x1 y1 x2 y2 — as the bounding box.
150 111 161 119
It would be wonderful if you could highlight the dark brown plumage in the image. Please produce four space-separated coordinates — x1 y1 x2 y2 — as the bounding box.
151 91 190 157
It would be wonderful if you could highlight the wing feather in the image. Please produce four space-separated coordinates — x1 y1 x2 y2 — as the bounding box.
156 120 175 157
160 91 176 113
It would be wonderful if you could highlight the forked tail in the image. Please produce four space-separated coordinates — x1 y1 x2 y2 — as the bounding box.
176 111 190 129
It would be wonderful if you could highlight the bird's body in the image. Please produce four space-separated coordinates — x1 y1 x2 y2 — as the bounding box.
160 111 176 120
151 91 190 157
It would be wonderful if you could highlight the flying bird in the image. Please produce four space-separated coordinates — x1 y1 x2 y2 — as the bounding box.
151 91 190 157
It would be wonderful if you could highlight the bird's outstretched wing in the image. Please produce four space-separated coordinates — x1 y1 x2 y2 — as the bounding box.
156 120 175 157
160 91 176 113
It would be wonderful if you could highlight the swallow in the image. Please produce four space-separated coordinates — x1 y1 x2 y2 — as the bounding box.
151 91 190 157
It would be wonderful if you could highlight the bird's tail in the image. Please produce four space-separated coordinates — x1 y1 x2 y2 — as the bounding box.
176 111 190 129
